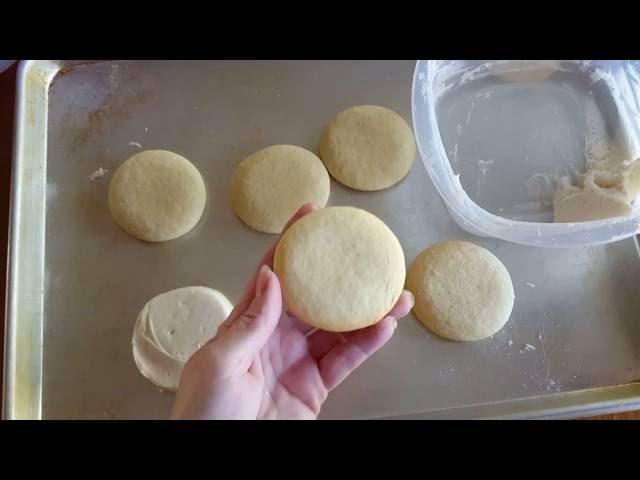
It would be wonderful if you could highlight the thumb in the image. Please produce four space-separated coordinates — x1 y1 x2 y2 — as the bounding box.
215 265 282 372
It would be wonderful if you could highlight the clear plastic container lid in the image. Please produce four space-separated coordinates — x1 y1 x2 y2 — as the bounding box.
412 60 640 247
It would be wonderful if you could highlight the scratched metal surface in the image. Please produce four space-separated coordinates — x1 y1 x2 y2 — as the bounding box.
5 60 640 419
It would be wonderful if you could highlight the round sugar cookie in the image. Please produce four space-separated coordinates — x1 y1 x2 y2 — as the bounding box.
318 105 416 191
109 150 206 242
406 241 514 342
274 206 406 332
230 145 330 234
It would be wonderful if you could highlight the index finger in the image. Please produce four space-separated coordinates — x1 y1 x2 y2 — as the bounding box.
225 202 319 325
258 202 319 270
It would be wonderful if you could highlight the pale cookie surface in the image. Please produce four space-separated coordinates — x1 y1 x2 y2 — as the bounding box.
407 241 514 342
230 145 330 234
132 286 233 391
319 105 416 191
109 150 206 242
274 206 405 332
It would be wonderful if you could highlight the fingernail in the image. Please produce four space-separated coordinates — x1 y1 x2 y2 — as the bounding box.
406 290 415 308
388 315 398 330
256 265 272 297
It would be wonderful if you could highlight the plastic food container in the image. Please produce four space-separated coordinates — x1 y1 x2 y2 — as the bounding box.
412 60 640 247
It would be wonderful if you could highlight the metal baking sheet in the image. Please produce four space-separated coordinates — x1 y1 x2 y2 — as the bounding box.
4 60 640 420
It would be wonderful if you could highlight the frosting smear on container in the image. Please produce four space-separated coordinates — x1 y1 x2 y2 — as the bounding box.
552 64 640 223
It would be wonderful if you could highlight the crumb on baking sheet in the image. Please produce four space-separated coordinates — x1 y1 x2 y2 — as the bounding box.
521 343 536 352
88 167 108 181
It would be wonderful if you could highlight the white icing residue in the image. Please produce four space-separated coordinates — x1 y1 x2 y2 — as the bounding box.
551 62 640 223
477 159 494 176
430 60 569 101
128 141 142 149
452 143 459 163
525 173 558 206
421 78 428 98
452 173 465 195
